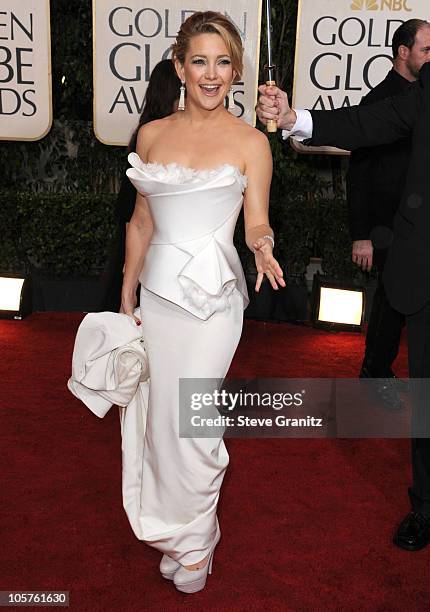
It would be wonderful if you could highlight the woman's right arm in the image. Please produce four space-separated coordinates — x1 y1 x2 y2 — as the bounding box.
120 192 153 323
120 125 154 323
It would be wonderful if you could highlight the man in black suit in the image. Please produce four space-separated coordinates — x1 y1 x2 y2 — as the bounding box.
348 21 429 406
257 21 430 551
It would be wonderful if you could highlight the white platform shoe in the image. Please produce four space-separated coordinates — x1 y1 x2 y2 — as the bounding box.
159 555 180 580
173 523 221 594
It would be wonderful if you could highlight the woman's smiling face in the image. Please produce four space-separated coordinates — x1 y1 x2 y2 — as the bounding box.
175 33 236 112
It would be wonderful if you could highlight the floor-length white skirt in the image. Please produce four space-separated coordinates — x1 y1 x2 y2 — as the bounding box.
120 286 243 565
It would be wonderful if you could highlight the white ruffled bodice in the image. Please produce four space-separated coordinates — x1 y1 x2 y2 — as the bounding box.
126 153 249 320
133 160 248 191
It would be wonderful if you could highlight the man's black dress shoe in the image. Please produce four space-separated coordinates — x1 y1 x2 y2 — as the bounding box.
393 511 430 551
359 367 404 411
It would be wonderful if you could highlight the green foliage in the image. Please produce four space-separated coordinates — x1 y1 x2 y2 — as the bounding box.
317 197 364 281
50 0 93 120
0 120 126 195
0 191 116 277
268 137 327 276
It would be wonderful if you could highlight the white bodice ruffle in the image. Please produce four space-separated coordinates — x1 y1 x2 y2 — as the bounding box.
132 158 248 192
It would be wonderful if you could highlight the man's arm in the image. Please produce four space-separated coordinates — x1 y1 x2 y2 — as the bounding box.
257 79 422 151
345 85 387 243
347 148 373 240
347 148 375 270
309 83 420 150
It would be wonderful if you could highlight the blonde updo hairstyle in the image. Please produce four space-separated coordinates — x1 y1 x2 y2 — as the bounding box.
172 11 244 83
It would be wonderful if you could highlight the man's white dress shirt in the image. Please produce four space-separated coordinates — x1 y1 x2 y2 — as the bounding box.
281 109 313 142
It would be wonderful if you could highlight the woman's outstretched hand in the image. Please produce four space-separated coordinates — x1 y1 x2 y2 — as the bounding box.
120 288 141 326
253 238 286 292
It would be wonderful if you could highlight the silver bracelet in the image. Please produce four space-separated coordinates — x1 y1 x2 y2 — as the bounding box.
261 234 275 249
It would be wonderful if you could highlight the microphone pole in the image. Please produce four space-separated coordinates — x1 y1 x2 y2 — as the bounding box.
265 0 277 133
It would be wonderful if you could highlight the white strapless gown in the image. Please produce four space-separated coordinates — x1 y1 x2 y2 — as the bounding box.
121 154 249 564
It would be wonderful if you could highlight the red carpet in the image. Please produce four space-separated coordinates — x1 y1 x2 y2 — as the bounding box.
1 313 429 611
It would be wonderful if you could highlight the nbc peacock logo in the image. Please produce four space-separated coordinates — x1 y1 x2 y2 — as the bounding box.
351 0 412 9
351 0 378 9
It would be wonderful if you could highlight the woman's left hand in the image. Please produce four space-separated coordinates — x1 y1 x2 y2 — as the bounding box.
253 237 286 292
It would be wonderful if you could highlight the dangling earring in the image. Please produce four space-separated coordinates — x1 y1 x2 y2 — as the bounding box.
227 86 234 112
178 81 186 111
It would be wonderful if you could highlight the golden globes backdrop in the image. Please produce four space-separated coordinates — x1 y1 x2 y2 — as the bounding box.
93 1 262 146
0 0 52 141
293 0 428 154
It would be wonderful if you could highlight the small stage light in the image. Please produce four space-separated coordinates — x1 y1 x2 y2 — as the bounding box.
0 275 32 319
311 275 365 332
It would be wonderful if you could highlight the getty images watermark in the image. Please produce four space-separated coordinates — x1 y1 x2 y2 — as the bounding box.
188 387 323 430
179 378 430 438
179 378 330 438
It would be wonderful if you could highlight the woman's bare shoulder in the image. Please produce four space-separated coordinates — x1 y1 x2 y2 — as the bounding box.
136 115 177 156
232 120 272 161
229 118 268 145
137 115 176 138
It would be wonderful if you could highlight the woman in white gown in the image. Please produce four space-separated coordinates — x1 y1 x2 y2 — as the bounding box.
121 11 285 593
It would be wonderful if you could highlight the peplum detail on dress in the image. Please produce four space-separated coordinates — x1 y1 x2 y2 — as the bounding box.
178 237 237 318
126 153 249 320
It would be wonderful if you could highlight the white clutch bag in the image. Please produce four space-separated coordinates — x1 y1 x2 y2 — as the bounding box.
67 308 149 418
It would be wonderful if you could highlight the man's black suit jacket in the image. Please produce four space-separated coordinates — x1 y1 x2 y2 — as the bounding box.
346 69 411 241
305 62 430 315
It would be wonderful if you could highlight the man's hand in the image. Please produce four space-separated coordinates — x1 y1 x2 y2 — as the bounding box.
257 84 297 130
352 240 373 272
